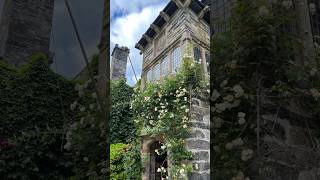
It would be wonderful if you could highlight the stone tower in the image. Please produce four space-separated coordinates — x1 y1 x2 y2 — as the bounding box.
136 0 210 179
111 44 129 80
0 0 54 66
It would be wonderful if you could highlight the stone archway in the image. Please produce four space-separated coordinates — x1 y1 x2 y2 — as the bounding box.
149 141 168 180
141 135 168 180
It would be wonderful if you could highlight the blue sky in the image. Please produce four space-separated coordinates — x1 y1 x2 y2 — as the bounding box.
110 0 169 86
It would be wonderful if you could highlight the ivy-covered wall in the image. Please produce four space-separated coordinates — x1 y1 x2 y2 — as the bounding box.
211 1 320 179
0 54 76 179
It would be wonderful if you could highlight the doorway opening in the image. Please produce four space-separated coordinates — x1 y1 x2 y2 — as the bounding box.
149 141 168 180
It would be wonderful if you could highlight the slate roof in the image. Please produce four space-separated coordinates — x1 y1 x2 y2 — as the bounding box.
135 0 210 50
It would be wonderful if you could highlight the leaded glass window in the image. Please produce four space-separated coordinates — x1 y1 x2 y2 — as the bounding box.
161 56 169 76
172 46 181 73
147 69 153 82
194 46 202 63
154 63 160 80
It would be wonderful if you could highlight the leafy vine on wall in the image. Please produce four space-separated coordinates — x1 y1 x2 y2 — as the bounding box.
211 1 320 179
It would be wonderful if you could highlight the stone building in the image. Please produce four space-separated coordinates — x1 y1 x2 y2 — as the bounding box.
135 0 210 179
0 0 54 66
111 44 129 80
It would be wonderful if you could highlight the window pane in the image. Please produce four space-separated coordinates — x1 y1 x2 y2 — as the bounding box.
172 46 181 73
194 46 202 63
161 56 169 76
154 63 160 80
147 69 153 82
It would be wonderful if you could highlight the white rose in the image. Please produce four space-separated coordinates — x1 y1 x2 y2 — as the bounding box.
241 149 254 161
238 118 246 125
225 142 233 150
223 95 234 102
311 88 320 100
238 112 246 118
211 89 220 101
83 157 89 162
233 85 244 97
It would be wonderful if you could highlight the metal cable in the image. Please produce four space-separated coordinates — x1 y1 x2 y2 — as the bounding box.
64 0 106 115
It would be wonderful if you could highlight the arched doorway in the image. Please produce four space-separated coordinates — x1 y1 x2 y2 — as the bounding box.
149 141 168 180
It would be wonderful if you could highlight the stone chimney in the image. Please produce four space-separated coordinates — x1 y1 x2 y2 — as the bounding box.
111 44 129 80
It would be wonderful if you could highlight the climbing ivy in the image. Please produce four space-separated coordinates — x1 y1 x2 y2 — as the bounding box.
0 54 76 179
110 143 127 180
66 74 107 179
110 78 136 143
211 1 320 179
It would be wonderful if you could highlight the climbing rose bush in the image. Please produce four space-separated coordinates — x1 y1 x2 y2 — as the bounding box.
131 57 207 178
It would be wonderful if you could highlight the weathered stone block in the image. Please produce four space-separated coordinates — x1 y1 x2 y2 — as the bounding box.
192 151 209 161
189 121 210 130
188 172 210 180
186 139 210 150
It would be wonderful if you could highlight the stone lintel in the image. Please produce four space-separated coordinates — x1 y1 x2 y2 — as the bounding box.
143 34 152 43
160 11 170 22
150 24 160 33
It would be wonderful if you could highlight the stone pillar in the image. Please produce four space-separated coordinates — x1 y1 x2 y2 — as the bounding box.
98 0 109 99
181 29 193 58
293 0 316 65
111 44 129 80
0 0 54 66
0 0 11 58
186 90 210 179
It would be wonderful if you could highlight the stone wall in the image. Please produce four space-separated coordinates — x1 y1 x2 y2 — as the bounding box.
1 0 54 66
110 44 129 80
187 90 210 179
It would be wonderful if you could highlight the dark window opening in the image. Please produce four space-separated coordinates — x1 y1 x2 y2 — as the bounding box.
194 46 202 63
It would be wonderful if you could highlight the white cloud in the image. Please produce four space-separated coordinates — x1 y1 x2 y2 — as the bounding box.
111 1 168 86
111 0 167 18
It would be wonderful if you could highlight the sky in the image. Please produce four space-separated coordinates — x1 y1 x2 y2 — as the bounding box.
110 0 169 86
50 0 104 79
50 0 169 86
